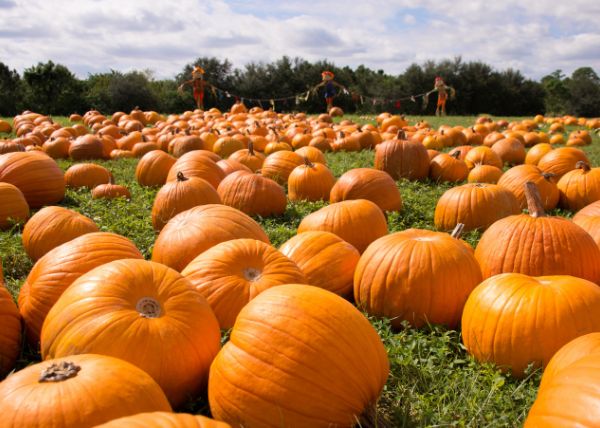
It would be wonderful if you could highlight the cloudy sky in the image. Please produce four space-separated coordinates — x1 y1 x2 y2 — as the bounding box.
1 0 599 80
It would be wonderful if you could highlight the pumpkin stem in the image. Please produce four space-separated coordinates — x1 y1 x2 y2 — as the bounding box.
248 141 255 156
176 171 188 182
395 130 406 140
136 297 162 318
541 172 556 181
524 182 546 218
451 151 461 160
576 161 591 172
243 267 261 281
39 361 81 383
450 223 465 239
303 156 314 168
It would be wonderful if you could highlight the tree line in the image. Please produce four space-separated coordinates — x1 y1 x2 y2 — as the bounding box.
1 56 599 117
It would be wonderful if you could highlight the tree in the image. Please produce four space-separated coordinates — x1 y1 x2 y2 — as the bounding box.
0 62 22 116
541 70 570 115
568 67 600 117
86 70 158 113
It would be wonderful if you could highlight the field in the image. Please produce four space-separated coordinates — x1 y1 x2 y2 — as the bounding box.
1 114 599 427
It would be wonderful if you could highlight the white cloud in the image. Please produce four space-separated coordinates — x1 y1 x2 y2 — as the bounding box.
0 0 598 80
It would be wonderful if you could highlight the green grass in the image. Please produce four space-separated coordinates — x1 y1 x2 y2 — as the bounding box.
1 114 599 426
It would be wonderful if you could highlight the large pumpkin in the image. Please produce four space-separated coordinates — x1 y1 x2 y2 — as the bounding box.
152 204 270 271
181 239 306 328
557 161 600 210
135 150 176 187
354 229 482 329
329 168 402 212
95 412 231 428
537 147 590 179
288 158 335 202
462 273 600 377
374 133 429 180
0 151 65 208
297 199 387 253
166 151 226 189
69 134 105 160
260 150 304 185
0 354 171 428
0 182 29 229
475 183 600 282
434 183 520 232
22 206 99 261
572 200 600 247
64 163 112 189
19 232 143 345
217 170 287 217
0 272 20 378
497 164 559 210
41 259 221 408
208 284 389 428
279 231 360 297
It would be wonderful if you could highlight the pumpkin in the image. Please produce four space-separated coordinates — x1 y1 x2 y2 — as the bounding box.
260 150 304 185
298 199 387 253
181 239 306 328
0 273 20 378
295 145 327 164
329 168 402 212
429 152 469 183
42 137 71 159
0 151 65 208
374 132 429 180
464 146 503 169
166 151 226 189
132 141 159 158
64 163 112 189
573 200 600 247
0 140 25 154
19 232 143 346
354 228 481 329
525 143 553 166
288 158 335 202
213 136 245 158
228 141 265 172
497 164 559 210
0 354 171 427
462 273 600 377
557 161 600 211
135 150 176 187
491 138 526 165
448 145 472 160
279 231 360 297
475 182 600 282
467 164 503 184
208 284 389 428
152 204 270 271
41 259 221 408
68 134 105 160
94 412 231 428
152 172 221 231
537 147 590 179
0 182 29 229
22 206 99 261
0 119 12 134
217 170 286 217
434 183 521 232
92 179 131 199
110 149 134 159
170 134 204 158
216 159 252 175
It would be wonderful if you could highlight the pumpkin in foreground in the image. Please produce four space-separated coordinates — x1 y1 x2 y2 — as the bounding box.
208 284 389 428
0 260 21 378
0 354 171 428
95 412 231 428
40 259 221 408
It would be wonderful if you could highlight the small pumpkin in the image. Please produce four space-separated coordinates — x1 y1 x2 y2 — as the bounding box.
557 161 600 211
491 138 526 165
464 146 503 169
294 145 327 164
135 150 176 187
69 134 105 160
64 163 112 189
217 170 286 217
467 164 503 184
497 164 559 210
91 178 131 199
228 141 265 172
329 168 402 212
0 182 29 229
429 151 469 183
166 151 225 189
525 143 553 166
260 150 304 185
288 157 335 202
374 132 429 180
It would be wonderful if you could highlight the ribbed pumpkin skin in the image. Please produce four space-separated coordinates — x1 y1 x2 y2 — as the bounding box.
295 146 327 164
135 150 176 187
464 146 504 169
525 354 600 427
429 154 469 183
462 274 600 377
22 206 99 261
279 231 360 297
260 150 304 184
297 199 388 253
64 163 112 189
288 161 335 202
41 259 221 408
152 204 270 272
0 151 65 208
540 332 600 391
229 145 265 172
19 232 143 346
354 229 482 329
0 279 21 378
152 175 221 231
557 164 600 210
217 171 287 217
166 151 226 189
537 147 590 179
497 164 559 210
374 139 429 180
475 214 600 282
0 354 172 428
208 284 389 428
525 143 553 166
92 183 131 199
181 239 307 328
0 182 29 229
434 184 521 232
329 168 402 212
467 164 503 184
573 200 600 247
95 412 232 428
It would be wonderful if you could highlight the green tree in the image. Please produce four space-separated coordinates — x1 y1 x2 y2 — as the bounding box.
0 62 22 116
568 67 600 117
541 70 570 115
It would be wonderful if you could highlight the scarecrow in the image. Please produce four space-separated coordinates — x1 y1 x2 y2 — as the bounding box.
178 66 212 110
315 71 346 112
432 76 456 116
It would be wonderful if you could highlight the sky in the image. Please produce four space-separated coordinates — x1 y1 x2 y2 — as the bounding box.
1 0 599 80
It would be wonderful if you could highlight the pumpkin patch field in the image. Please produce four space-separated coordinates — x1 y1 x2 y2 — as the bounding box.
1 109 600 427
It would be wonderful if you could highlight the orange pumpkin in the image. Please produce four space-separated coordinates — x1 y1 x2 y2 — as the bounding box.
152 204 270 271
135 150 176 187
0 182 29 229
208 284 389 428
170 134 204 158
42 137 71 159
69 134 105 160
525 143 553 166
181 239 306 328
166 151 226 189
557 161 600 210
491 138 526 165
573 200 600 247
330 167 403 212
228 141 265 172
467 164 503 184
464 146 503 169
216 159 252 176
429 152 469 183
92 180 131 199
298 199 387 253
537 147 590 179
0 354 171 427
64 163 112 189
260 150 304 185
374 133 429 180
462 273 600 377
19 232 143 346
497 164 559 210
22 206 99 261
217 170 286 217
288 158 335 202
0 272 20 378
41 259 221 408
95 412 231 428
295 145 327 164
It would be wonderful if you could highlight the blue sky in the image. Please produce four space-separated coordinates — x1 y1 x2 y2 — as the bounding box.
0 0 599 80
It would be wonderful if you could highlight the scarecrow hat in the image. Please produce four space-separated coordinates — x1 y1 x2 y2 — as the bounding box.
192 66 205 77
321 71 334 80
